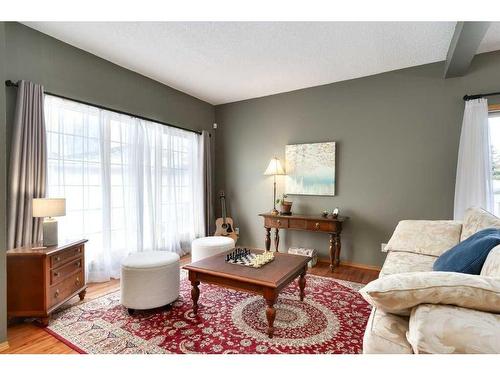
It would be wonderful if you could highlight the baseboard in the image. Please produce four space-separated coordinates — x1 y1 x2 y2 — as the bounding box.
317 257 381 271
0 341 9 352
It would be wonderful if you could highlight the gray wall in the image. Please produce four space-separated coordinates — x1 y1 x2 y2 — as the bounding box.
0 22 215 344
214 51 500 267
0 22 7 344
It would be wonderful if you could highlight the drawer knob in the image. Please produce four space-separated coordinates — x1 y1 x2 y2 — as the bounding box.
53 272 60 277
54 289 60 298
75 277 80 286
76 260 81 267
77 248 82 253
55 256 61 262
315 222 320 229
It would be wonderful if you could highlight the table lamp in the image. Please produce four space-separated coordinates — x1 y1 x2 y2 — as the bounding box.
32 198 66 247
264 157 285 215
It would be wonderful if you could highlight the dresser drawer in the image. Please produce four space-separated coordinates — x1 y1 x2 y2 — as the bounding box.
50 256 83 285
265 217 289 228
49 271 84 308
50 245 83 268
306 220 335 232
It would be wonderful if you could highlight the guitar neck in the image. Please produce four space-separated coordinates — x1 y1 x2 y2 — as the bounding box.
221 196 227 224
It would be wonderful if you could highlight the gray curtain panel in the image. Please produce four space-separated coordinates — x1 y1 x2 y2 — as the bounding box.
7 80 47 249
201 130 214 236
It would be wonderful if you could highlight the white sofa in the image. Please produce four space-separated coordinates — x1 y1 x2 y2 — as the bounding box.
363 207 500 354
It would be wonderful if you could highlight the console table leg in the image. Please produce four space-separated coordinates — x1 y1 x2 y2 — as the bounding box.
298 268 307 301
264 292 277 338
191 281 200 315
334 233 341 267
329 234 335 271
265 227 271 251
274 228 280 252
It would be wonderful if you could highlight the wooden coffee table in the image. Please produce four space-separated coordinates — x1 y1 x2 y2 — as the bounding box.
183 249 310 338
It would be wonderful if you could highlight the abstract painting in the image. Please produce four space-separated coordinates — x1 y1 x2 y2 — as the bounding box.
285 142 336 196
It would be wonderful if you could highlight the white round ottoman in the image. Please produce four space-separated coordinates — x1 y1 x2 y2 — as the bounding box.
191 236 235 262
120 251 180 314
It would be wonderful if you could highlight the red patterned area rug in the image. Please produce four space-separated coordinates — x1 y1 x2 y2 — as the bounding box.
45 273 371 354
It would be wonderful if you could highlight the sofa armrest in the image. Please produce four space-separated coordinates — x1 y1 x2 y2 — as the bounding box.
407 304 500 354
481 245 500 277
385 220 462 257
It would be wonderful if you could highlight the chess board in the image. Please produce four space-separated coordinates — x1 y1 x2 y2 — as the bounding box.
226 252 259 266
225 248 274 268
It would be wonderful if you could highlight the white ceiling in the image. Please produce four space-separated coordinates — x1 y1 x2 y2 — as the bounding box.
21 22 500 105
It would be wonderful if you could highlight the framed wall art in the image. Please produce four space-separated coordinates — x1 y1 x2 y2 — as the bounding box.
285 141 336 196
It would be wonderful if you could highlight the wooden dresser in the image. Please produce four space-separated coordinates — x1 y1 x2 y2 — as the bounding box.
259 213 347 270
7 239 88 326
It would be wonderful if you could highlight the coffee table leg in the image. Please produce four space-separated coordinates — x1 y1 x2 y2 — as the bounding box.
191 281 200 315
264 291 277 338
299 267 307 302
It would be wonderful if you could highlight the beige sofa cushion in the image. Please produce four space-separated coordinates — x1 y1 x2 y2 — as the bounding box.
362 308 413 354
461 207 500 241
408 304 500 354
385 220 462 257
360 271 500 316
481 245 500 277
379 251 436 278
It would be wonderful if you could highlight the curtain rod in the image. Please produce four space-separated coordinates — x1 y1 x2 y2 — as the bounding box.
5 80 205 136
463 91 500 101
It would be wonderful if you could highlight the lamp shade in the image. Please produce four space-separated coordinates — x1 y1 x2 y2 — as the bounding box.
264 157 285 176
32 198 66 218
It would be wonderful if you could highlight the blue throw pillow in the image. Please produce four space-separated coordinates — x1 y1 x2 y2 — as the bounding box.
433 228 500 274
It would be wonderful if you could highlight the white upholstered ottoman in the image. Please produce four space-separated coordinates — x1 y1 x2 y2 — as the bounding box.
120 251 180 314
191 236 235 262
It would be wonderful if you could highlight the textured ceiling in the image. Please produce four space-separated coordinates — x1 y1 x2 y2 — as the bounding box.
22 22 493 105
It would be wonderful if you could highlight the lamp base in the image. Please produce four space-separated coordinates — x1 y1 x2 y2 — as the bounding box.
42 218 58 247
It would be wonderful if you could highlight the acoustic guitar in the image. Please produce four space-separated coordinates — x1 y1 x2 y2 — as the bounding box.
214 191 238 243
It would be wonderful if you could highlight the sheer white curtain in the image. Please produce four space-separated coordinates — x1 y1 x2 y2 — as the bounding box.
454 98 494 220
45 95 204 282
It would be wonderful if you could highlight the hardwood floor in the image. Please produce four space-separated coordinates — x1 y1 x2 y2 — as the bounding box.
309 261 379 284
1 255 378 354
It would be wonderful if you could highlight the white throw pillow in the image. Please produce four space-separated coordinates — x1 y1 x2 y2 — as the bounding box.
359 271 500 316
384 220 462 257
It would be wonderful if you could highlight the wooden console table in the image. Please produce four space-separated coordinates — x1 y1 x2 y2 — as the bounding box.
259 213 347 270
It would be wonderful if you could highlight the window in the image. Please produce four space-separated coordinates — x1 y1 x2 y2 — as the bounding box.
45 95 203 282
488 107 500 217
